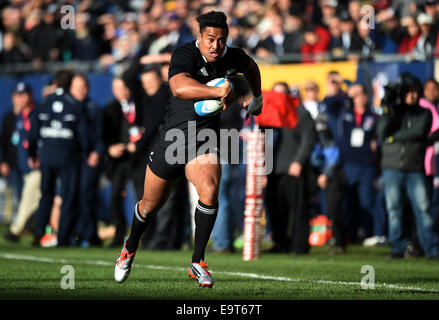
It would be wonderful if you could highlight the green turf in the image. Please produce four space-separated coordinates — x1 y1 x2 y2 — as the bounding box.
1 226 439 301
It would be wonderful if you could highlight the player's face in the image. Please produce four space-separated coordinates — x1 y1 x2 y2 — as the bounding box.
197 27 228 63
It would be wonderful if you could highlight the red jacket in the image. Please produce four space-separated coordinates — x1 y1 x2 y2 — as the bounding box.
300 26 331 63
398 33 421 54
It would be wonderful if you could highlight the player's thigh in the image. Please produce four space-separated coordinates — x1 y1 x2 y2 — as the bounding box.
185 153 221 204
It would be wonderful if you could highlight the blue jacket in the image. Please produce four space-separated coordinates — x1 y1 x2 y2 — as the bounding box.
311 143 341 178
319 92 350 139
310 112 342 178
337 106 378 167
28 88 88 168
82 97 104 158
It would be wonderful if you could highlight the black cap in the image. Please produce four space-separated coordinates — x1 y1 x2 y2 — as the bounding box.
13 82 31 94
425 0 437 5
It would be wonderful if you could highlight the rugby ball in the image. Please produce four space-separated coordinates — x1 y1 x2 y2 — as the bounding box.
194 78 231 116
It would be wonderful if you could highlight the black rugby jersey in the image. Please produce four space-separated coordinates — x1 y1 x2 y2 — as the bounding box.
159 40 251 150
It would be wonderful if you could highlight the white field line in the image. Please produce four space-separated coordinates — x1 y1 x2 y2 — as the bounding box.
1 253 439 294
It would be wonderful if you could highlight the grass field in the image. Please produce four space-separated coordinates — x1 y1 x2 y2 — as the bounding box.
1 225 439 303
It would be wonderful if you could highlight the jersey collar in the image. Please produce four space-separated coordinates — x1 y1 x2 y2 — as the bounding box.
195 40 228 62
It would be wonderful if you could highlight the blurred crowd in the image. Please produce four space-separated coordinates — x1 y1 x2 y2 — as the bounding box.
1 0 439 260
1 67 439 260
3 0 439 67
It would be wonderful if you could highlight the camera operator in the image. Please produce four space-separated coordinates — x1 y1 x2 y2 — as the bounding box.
376 73 439 259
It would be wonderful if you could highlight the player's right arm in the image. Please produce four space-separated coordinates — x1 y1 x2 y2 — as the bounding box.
169 72 234 107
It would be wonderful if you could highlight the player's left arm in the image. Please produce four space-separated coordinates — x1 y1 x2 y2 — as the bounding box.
242 57 263 119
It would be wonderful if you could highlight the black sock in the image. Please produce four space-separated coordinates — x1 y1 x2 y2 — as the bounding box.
191 200 218 263
125 202 155 254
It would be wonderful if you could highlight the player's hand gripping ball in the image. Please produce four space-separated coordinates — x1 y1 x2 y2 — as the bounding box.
194 78 233 116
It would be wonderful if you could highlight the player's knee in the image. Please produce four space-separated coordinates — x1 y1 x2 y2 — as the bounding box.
138 199 158 219
197 181 219 206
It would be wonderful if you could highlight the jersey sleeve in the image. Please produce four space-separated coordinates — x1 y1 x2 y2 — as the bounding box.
168 45 197 80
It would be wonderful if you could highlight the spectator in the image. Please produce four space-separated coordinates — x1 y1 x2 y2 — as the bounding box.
71 12 102 61
356 19 378 60
148 12 194 55
121 62 190 250
40 4 65 62
255 12 303 62
102 77 146 248
412 12 436 61
28 70 89 247
319 71 350 139
376 72 439 259
70 74 104 248
265 82 316 255
339 14 364 56
1 82 32 214
21 9 46 68
419 78 439 236
211 76 249 253
319 0 339 28
398 15 421 54
424 0 439 28
1 7 21 35
348 0 362 23
1 32 27 64
328 16 345 60
300 25 331 63
305 80 347 254
392 0 421 19
2 82 41 243
302 80 321 119
97 13 118 56
121 63 169 156
337 84 379 243
137 12 160 54
375 9 404 54
227 18 247 49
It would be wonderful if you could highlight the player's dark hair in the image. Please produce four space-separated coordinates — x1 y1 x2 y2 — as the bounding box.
55 69 74 91
196 11 228 35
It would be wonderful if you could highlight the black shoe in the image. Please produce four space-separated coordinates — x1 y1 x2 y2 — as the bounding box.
263 245 289 254
388 252 404 259
291 251 309 257
331 246 346 255
3 231 20 243
32 236 42 247
427 253 439 260
210 246 235 254
404 244 423 259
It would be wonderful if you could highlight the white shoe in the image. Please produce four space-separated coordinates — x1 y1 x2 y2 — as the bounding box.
188 260 214 288
114 244 136 283
363 236 387 247
377 236 387 245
